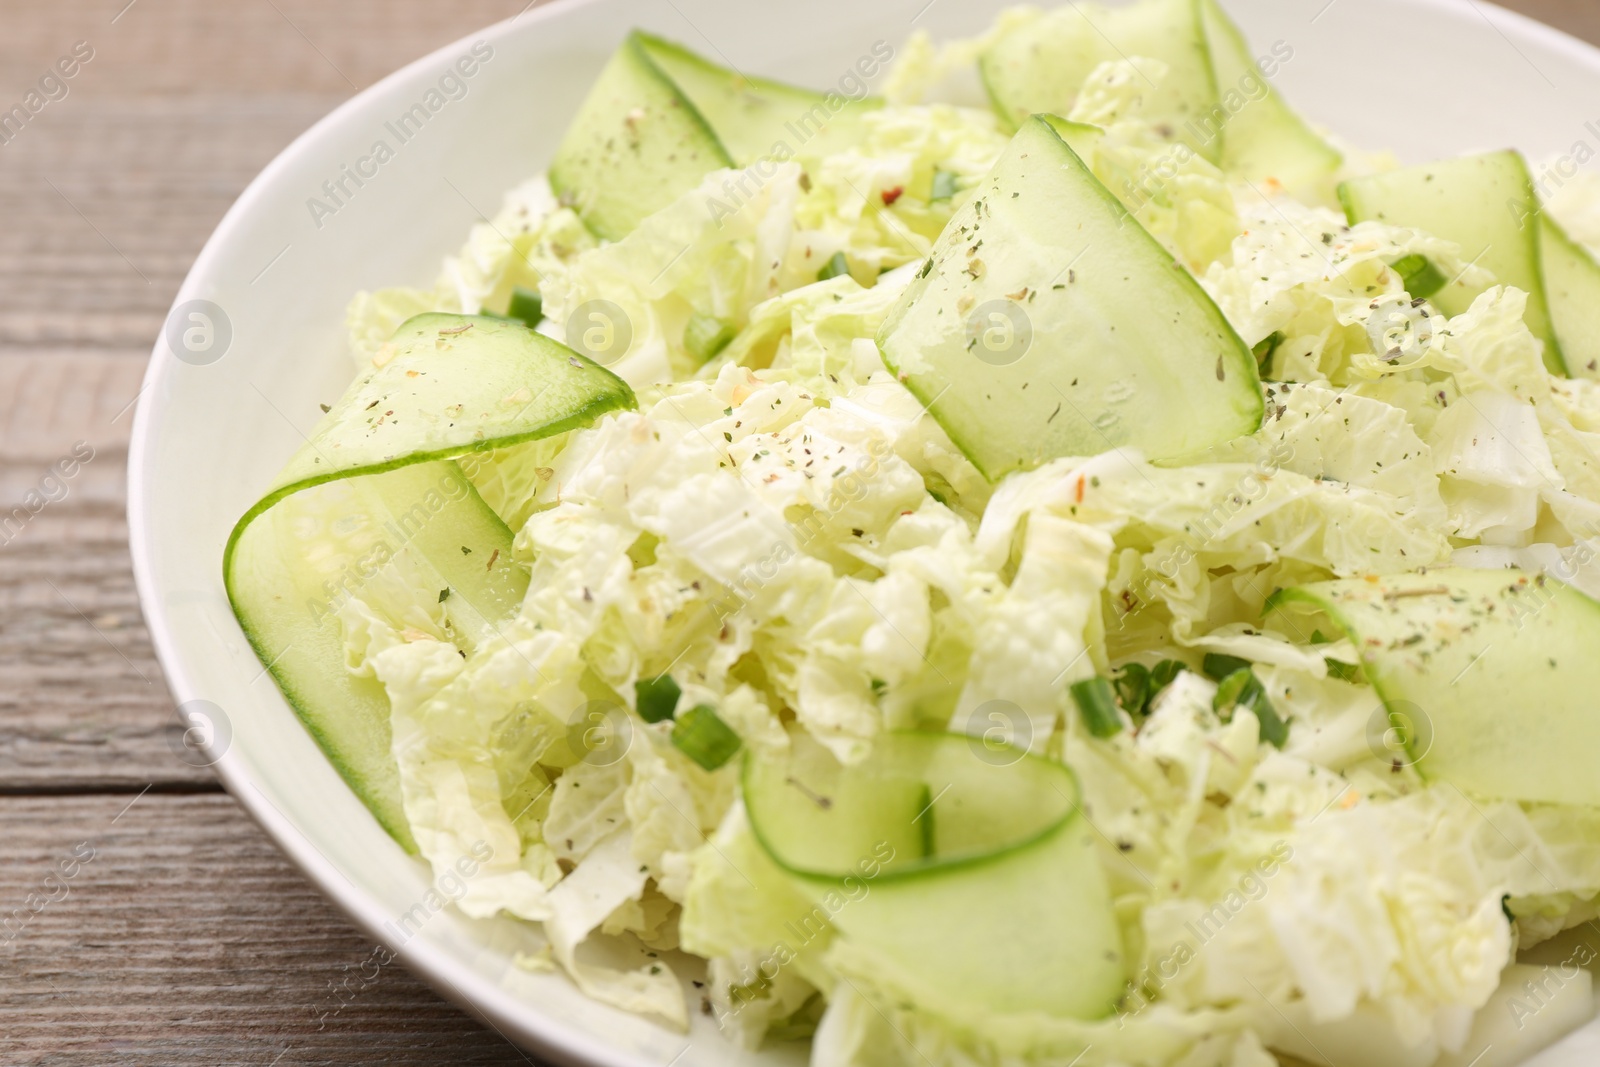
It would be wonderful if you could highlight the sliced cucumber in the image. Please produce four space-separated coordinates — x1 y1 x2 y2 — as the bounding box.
1269 568 1600 806
634 31 880 165
1039 113 1105 160
980 0 1221 160
876 116 1262 481
549 33 732 241
225 315 635 849
743 731 1124 1019
1338 152 1568 375
552 31 882 240
229 463 524 850
1198 0 1341 197
1540 213 1600 380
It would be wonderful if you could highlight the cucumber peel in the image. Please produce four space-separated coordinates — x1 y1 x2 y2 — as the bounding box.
1540 213 1600 380
1197 0 1341 197
551 31 879 240
743 731 1124 1019
633 32 881 166
980 0 1220 160
877 115 1262 481
1339 151 1569 376
981 0 1340 194
1268 568 1600 806
549 33 732 241
224 314 635 850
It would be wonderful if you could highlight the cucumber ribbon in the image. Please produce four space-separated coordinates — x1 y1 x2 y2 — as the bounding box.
743 731 1126 1019
550 30 882 240
1269 568 1600 807
223 314 635 850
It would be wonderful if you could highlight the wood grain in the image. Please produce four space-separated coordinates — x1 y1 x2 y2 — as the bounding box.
0 0 1592 1064
0 794 530 1066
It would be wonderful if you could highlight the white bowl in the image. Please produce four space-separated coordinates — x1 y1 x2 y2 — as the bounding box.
127 0 1600 1064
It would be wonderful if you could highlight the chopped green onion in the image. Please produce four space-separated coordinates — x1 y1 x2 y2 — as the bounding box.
1252 331 1285 376
1202 653 1252 681
683 312 737 364
672 704 743 770
930 170 959 202
1213 668 1289 748
635 673 682 724
1112 664 1150 718
1112 660 1189 723
1310 629 1330 645
1071 677 1123 739
1150 659 1187 691
1389 254 1448 300
1325 659 1363 683
506 286 544 329
914 783 936 857
437 587 451 603
817 251 851 282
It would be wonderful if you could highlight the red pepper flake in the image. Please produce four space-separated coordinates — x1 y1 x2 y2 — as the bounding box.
1075 474 1086 504
881 186 904 206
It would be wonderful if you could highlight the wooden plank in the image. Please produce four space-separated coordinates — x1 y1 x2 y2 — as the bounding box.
0 529 201 790
0 351 189 790
0 793 531 1066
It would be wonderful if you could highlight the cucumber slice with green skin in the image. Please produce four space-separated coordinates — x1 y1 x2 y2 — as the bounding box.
224 314 636 850
743 731 1124 1019
980 0 1222 161
1038 114 1105 160
1198 0 1341 197
877 116 1263 482
633 31 881 165
230 462 525 851
551 31 881 241
1540 213 1600 380
1338 151 1569 376
1268 568 1600 806
549 33 733 241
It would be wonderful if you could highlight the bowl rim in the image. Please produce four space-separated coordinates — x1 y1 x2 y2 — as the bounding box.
126 0 1600 1064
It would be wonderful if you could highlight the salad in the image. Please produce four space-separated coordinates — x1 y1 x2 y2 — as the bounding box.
223 1 1600 1064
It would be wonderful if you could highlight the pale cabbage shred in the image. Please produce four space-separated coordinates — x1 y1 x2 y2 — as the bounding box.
330 27 1600 1067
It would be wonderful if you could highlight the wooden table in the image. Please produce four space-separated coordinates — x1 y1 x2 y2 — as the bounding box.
0 1 1593 1063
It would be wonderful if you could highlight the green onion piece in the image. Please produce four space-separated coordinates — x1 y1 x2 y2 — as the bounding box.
1113 661 1190 724
683 312 737 364
672 704 743 770
1202 653 1252 681
1213 668 1289 749
1389 254 1448 300
635 673 682 724
506 286 544 329
1112 664 1150 719
1150 659 1187 692
1252 331 1285 376
1310 629 1330 645
914 783 936 858
1071 678 1123 739
817 251 851 282
1325 659 1363 683
930 169 959 202
1212 669 1251 711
